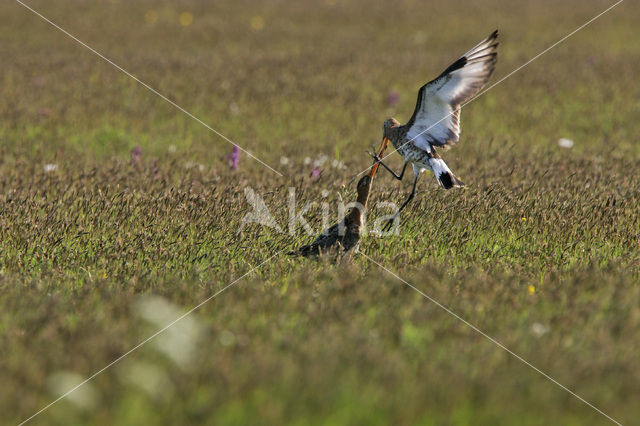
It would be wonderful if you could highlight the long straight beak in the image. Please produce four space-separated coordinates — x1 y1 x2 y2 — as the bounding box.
369 137 389 177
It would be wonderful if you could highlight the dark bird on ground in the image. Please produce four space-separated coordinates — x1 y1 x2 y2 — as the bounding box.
290 139 388 257
290 174 373 257
371 30 499 231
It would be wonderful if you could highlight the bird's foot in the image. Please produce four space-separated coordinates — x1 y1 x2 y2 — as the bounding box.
381 216 398 233
368 146 382 164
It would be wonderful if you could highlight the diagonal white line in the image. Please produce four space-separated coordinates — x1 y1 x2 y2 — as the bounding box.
359 251 622 425
462 0 624 117
14 0 283 177
12 0 625 424
19 250 283 425
357 0 624 178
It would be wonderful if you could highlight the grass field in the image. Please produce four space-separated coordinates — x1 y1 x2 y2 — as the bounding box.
1 0 639 424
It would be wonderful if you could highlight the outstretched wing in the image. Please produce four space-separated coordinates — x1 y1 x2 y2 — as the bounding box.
406 30 498 151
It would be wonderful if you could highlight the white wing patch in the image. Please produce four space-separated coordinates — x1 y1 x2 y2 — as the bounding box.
407 95 459 152
406 31 498 151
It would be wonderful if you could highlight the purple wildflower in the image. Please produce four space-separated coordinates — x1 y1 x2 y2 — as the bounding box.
387 90 399 106
150 158 160 180
130 146 142 165
310 167 321 180
227 145 240 170
32 76 45 88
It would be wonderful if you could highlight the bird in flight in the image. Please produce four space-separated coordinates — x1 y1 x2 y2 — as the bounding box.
371 30 499 231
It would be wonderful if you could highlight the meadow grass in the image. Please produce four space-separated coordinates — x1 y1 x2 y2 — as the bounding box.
1 0 639 424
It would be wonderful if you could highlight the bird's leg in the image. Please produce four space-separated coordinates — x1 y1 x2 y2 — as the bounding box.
368 150 408 181
382 174 419 233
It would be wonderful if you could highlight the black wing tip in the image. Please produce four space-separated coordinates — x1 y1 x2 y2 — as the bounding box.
436 30 499 79
483 30 499 49
483 30 500 49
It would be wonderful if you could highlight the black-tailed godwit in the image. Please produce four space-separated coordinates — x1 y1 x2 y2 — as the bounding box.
371 30 499 231
291 140 388 257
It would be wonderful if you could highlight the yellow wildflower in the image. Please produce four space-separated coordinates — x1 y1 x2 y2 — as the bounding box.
179 12 194 27
250 16 265 31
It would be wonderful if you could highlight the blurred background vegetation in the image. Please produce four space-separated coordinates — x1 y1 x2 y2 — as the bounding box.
1 0 638 424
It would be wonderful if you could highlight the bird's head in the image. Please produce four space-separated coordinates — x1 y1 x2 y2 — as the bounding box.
356 175 371 193
373 118 400 175
382 117 400 138
347 175 372 224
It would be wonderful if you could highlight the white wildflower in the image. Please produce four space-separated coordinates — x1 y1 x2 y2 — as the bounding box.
118 361 174 401
218 330 235 347
136 296 204 370
48 371 98 410
558 138 574 148
313 154 328 168
531 322 549 337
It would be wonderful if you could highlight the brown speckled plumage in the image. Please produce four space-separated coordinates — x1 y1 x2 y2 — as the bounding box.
290 175 372 257
290 139 388 258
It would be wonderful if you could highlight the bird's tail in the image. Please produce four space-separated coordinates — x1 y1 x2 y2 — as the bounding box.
288 244 317 258
428 157 465 189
